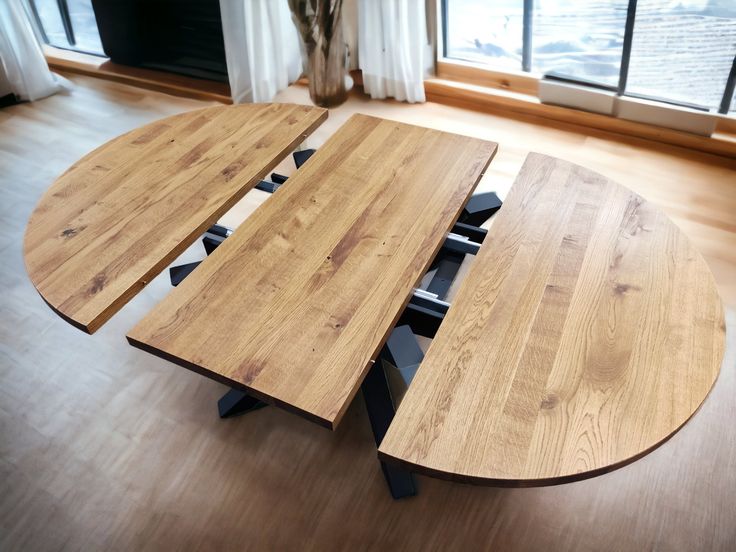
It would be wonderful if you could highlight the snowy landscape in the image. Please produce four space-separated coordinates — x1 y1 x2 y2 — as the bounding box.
446 0 736 110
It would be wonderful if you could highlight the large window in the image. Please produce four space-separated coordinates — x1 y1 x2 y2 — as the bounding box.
30 0 104 56
442 0 736 113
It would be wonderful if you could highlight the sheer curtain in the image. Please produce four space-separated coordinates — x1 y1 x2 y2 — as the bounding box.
219 0 303 103
0 0 65 101
358 0 432 103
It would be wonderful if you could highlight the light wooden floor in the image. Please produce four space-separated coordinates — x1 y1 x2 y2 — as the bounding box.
1 75 735 551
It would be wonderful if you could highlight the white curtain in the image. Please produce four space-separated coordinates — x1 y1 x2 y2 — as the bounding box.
219 0 303 103
0 0 64 101
358 0 432 103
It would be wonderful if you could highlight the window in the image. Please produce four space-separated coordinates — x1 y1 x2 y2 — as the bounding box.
30 0 104 56
442 0 736 114
626 1 736 109
531 0 627 88
444 0 525 71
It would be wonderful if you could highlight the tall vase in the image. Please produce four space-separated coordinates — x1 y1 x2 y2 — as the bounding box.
307 13 347 108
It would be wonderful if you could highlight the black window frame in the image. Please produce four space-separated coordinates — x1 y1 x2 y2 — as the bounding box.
441 0 736 114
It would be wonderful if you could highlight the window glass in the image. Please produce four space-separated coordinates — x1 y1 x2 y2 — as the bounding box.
532 0 628 87
627 0 736 108
33 0 70 48
31 0 103 55
444 0 525 71
67 0 103 54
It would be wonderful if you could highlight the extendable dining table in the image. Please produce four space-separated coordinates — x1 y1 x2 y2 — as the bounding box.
24 103 725 498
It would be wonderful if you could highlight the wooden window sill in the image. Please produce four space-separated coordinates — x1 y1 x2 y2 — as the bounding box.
43 46 735 159
425 76 736 159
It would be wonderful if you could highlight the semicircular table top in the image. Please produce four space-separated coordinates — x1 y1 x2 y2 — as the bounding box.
378 152 725 486
23 103 327 333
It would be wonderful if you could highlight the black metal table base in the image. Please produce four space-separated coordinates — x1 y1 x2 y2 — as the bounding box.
361 355 418 499
218 388 267 418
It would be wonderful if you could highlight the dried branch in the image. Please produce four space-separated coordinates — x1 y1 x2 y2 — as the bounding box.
288 0 344 59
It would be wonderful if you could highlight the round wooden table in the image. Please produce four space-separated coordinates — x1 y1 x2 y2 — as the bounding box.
24 105 725 494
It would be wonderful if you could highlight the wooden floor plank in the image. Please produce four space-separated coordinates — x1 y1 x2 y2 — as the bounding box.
127 114 497 428
378 153 725 485
23 103 327 333
4 75 736 550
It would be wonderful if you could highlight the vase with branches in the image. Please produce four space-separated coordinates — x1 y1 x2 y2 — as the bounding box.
289 0 347 107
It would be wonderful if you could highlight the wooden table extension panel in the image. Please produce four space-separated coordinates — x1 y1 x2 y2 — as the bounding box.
127 114 497 428
24 104 724 493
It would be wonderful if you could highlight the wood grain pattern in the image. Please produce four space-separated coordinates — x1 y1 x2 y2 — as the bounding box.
23 103 327 333
127 114 497 428
379 152 725 485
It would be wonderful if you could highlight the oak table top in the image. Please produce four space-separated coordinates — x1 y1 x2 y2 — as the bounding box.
24 103 327 333
127 114 497 428
378 153 725 485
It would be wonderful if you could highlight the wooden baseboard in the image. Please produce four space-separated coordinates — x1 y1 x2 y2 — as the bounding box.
44 46 232 104
436 60 539 97
717 116 736 137
424 78 736 159
43 46 735 159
